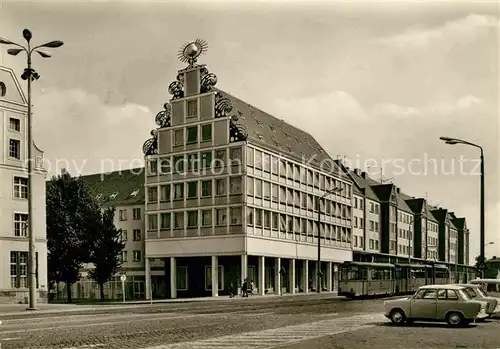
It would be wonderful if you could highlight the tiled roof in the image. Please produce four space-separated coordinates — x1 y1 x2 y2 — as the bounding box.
347 171 380 201
80 167 145 206
223 91 349 180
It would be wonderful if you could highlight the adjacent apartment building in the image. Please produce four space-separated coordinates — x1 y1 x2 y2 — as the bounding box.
0 66 48 303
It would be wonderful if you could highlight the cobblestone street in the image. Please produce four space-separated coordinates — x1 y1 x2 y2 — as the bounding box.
1 296 499 349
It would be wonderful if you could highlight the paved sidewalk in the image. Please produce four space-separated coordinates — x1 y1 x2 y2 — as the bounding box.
0 292 344 317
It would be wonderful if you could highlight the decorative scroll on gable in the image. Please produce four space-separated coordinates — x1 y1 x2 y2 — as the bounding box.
200 67 217 93
155 102 172 128
143 129 158 156
168 74 184 99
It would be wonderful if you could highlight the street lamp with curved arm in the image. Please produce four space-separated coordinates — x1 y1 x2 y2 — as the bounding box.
316 187 343 293
439 136 485 278
1 29 63 311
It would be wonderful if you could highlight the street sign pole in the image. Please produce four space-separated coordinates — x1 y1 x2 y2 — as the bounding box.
120 274 126 303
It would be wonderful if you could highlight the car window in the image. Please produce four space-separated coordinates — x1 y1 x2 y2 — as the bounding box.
413 289 426 299
423 290 437 299
437 289 447 299
465 288 477 297
459 290 471 300
477 288 488 297
447 290 459 300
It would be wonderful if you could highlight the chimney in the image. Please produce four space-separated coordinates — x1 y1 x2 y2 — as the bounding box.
361 171 366 178
354 168 361 176
396 187 400 194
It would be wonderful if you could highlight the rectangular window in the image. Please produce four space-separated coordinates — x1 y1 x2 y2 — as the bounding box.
177 266 188 290
121 229 128 241
280 214 286 231
279 160 286 177
187 211 198 228
255 179 262 198
247 177 254 196
187 153 198 171
13 177 28 199
271 184 278 202
174 212 184 229
272 212 278 230
263 210 270 229
133 250 141 262
187 99 198 117
201 151 212 169
202 209 212 226
147 186 158 203
14 213 28 237
133 208 141 220
216 178 226 196
216 208 227 226
121 251 127 263
174 183 184 200
205 265 224 291
271 156 278 174
246 147 254 167
247 207 254 226
263 153 270 172
187 181 198 199
201 180 212 197
230 207 242 225
280 186 286 204
9 118 20 131
133 229 141 241
10 251 28 288
148 214 158 230
160 213 170 230
230 176 242 194
263 181 271 200
255 209 262 227
229 147 242 162
9 139 20 159
173 155 184 173
201 124 212 141
159 157 171 174
148 159 158 175
160 184 170 202
173 129 184 146
254 150 262 169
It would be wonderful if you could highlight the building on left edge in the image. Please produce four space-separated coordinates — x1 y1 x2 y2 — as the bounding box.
0 66 48 303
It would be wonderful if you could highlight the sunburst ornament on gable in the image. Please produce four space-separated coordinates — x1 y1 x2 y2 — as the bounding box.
177 38 208 68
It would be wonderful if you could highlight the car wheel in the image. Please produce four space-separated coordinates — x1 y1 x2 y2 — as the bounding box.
446 312 464 327
390 309 406 325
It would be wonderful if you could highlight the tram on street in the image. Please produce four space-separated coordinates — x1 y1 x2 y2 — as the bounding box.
338 261 459 298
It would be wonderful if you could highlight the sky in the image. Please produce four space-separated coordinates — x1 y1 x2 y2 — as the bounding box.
1 0 498 262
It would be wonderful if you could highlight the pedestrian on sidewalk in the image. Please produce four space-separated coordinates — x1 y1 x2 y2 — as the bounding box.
241 278 248 297
229 281 235 298
249 280 255 296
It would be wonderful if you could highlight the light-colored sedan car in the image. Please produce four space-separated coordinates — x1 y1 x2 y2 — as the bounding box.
384 284 487 327
453 284 499 317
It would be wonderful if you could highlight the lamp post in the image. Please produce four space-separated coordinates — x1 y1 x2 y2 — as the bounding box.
439 136 485 280
316 187 343 293
0 30 63 311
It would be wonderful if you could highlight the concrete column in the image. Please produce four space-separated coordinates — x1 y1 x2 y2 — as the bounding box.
241 254 248 284
275 257 281 295
289 259 296 294
258 256 265 295
145 257 151 300
170 257 177 299
303 260 309 293
211 255 218 297
333 264 339 293
326 262 332 292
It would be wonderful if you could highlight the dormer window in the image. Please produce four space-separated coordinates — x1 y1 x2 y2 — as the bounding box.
131 190 139 197
96 194 103 200
109 192 118 199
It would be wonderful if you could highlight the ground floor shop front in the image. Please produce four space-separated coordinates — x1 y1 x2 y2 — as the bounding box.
146 255 343 299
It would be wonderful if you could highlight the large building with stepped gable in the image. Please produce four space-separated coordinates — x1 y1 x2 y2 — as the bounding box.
0 66 48 304
140 41 354 299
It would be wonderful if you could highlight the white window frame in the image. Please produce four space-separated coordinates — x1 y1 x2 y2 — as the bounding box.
9 117 20 132
204 265 224 291
133 229 141 241
9 138 21 159
177 266 188 291
13 176 28 199
133 250 141 262
14 213 28 237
